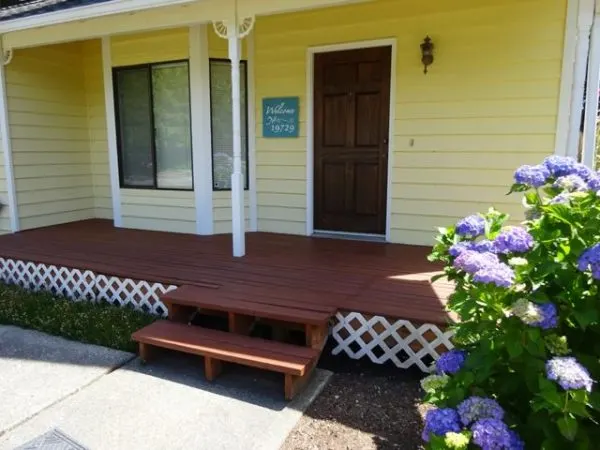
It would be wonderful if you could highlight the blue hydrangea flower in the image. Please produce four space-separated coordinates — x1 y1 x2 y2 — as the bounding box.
546 357 593 392
508 430 525 450
514 164 549 187
449 241 471 257
457 396 504 426
421 408 461 442
543 155 577 177
453 250 500 274
470 239 496 253
530 303 558 330
456 215 486 238
436 349 467 375
493 227 534 254
577 243 600 280
573 163 595 181
473 262 515 288
553 174 588 192
471 419 513 450
549 192 572 205
588 174 600 191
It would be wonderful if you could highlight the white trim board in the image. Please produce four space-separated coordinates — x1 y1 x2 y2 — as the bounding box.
101 36 122 227
247 32 258 232
0 41 18 232
189 24 214 235
305 38 397 242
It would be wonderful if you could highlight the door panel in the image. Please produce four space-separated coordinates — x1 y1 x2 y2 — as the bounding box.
314 46 391 234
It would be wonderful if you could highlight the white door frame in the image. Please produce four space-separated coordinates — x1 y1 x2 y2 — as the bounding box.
305 38 397 242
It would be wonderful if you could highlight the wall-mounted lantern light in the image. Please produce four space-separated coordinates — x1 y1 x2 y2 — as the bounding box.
420 36 434 74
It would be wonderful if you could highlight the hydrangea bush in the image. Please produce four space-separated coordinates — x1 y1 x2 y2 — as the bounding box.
421 156 600 449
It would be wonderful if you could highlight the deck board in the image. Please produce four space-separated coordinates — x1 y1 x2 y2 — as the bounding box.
0 220 452 325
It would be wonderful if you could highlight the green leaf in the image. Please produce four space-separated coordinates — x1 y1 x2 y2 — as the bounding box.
506 338 523 358
558 416 578 441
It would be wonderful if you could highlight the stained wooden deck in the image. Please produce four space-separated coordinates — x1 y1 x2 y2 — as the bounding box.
0 220 452 325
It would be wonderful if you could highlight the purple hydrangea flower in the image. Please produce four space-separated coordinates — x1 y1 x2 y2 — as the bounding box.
546 357 593 392
456 215 486 238
588 175 600 191
543 155 577 177
449 241 471 257
514 164 550 187
454 250 500 274
436 349 467 375
577 243 600 280
508 431 525 450
553 174 588 192
549 192 572 205
493 227 534 254
530 303 558 330
573 163 595 181
473 262 515 288
457 396 504 426
471 239 496 253
421 408 461 442
471 419 513 450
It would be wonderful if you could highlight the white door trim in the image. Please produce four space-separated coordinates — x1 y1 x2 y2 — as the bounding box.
101 36 122 227
189 24 214 235
305 38 396 241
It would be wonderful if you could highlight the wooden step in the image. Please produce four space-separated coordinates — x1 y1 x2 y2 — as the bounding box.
162 285 335 325
132 320 318 376
132 321 320 399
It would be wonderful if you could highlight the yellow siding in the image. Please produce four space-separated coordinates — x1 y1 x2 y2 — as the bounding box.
254 0 567 244
83 39 112 220
7 42 95 230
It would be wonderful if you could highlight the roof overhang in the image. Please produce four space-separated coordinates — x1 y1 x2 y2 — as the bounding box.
1 0 369 49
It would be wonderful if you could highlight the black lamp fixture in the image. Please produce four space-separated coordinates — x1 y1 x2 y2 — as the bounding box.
420 36 434 74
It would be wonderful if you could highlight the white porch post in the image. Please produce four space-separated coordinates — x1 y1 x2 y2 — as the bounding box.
229 32 245 257
0 40 18 232
567 0 595 159
213 7 255 257
582 9 600 168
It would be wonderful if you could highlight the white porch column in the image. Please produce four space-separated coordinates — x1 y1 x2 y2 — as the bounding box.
0 40 18 232
582 10 600 168
229 33 245 257
101 36 122 227
213 9 255 257
567 0 595 159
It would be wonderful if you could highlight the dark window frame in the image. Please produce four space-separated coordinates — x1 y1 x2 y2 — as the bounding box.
113 59 194 192
209 58 250 192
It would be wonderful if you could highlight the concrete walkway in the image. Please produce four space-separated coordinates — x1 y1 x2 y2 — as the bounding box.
0 327 331 450
0 326 133 437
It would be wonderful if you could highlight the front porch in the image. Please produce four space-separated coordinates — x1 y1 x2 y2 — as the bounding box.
0 220 453 371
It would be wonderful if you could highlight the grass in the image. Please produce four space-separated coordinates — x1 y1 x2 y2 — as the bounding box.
0 283 157 352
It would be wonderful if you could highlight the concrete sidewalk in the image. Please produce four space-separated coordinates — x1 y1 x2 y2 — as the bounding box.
0 326 133 437
1 328 331 450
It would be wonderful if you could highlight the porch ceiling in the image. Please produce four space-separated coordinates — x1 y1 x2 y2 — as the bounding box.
2 0 371 49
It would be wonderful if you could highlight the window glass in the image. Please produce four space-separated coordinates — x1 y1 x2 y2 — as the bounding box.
151 62 192 189
116 68 154 187
210 60 248 190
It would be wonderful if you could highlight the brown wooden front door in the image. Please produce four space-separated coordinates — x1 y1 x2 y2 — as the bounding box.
313 46 391 234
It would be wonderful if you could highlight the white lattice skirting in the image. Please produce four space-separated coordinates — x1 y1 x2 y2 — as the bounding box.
331 312 454 372
0 257 453 372
0 258 176 317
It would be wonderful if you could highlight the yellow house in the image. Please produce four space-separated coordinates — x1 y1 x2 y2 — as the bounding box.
0 0 595 256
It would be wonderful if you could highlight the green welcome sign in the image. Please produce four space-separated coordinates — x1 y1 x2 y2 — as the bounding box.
262 97 299 138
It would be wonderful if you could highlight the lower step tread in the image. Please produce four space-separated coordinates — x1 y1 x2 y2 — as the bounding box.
132 320 319 376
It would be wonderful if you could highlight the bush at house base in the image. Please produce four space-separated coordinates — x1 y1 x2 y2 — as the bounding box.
421 156 600 449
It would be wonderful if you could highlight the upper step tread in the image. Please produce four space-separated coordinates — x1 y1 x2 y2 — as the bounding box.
162 285 334 325
132 320 319 376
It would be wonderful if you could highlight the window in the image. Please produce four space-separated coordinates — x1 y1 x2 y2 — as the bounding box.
209 59 249 190
114 61 192 190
